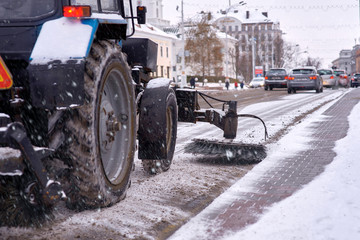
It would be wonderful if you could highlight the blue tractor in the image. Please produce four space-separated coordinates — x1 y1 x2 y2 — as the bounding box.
0 0 177 226
0 0 266 227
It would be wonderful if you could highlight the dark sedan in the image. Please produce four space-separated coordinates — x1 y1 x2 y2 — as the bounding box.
351 73 360 88
264 68 288 90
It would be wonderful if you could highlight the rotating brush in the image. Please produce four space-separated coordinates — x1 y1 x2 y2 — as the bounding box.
184 138 267 163
0 170 54 228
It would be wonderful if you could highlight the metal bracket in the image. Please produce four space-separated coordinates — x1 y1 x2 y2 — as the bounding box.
176 89 238 139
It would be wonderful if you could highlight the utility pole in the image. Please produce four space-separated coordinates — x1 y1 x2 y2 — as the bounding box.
180 0 187 88
252 31 255 78
225 16 229 79
271 31 274 68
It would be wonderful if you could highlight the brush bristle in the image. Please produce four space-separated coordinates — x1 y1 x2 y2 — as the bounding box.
0 172 53 228
185 139 267 163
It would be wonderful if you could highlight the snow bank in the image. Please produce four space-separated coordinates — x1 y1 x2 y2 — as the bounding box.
224 100 360 240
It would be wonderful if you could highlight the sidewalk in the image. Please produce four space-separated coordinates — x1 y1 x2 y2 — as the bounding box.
169 89 360 240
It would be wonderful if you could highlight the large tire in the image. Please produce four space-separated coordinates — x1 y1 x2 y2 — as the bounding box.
141 89 177 174
62 40 136 210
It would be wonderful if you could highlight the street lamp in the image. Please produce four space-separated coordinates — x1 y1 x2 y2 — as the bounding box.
294 46 308 67
221 1 246 79
180 0 186 88
251 22 260 79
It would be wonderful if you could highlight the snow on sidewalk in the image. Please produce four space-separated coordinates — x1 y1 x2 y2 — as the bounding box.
170 91 360 240
224 95 360 239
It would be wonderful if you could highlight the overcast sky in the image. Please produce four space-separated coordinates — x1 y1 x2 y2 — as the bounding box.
163 0 360 68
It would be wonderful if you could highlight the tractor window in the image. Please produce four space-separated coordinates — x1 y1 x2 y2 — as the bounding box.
71 0 119 13
101 0 118 12
0 0 55 20
71 0 98 11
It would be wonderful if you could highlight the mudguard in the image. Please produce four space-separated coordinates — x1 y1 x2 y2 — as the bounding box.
28 15 128 109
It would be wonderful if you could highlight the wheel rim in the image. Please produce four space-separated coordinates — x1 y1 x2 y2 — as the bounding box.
98 68 132 185
166 106 173 154
162 104 174 167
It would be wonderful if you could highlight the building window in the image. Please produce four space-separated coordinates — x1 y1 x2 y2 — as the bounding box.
161 66 164 77
166 47 169 58
268 24 272 30
160 46 163 57
235 25 239 32
229 26 232 32
222 26 226 32
167 67 170 78
242 25 246 31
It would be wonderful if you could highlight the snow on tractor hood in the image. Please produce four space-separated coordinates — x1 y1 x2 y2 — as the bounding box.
30 17 96 64
29 14 127 65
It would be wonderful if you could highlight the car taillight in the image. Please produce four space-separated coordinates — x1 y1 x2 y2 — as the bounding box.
309 76 317 80
288 76 294 80
63 6 91 18
285 76 288 80
265 76 268 80
0 56 13 90
330 76 334 79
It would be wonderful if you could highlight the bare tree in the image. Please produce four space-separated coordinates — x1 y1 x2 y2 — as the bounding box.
273 35 284 68
301 56 322 69
238 53 252 82
282 42 299 69
185 13 223 80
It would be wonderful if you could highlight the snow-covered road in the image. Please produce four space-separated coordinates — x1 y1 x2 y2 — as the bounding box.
171 87 360 240
0 88 352 240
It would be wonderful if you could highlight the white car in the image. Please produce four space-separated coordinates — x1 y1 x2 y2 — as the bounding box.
317 69 337 89
249 77 265 88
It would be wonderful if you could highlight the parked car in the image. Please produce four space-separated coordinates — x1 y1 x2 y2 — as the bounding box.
287 67 323 94
333 69 349 87
350 73 360 88
317 68 337 89
249 77 265 88
264 68 288 90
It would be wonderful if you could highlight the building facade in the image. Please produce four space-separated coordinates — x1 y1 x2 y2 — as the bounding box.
129 0 177 80
132 23 177 79
351 45 360 74
332 50 352 74
214 9 283 81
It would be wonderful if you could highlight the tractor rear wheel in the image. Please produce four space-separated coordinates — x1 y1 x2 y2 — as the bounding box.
141 89 177 174
63 40 136 210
